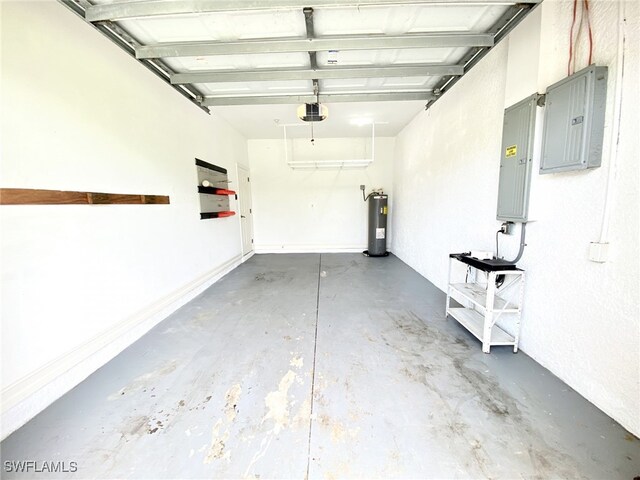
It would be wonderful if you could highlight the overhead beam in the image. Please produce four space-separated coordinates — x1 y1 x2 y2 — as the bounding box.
57 0 209 114
303 7 319 101
202 91 435 106
426 3 536 110
87 0 542 22
137 33 494 59
172 64 463 84
303 7 316 41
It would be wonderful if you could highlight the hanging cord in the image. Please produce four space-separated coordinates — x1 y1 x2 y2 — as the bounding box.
568 0 579 75
495 229 501 259
568 0 595 76
572 0 584 74
584 0 594 65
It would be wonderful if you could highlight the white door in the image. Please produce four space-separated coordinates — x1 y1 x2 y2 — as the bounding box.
237 164 254 256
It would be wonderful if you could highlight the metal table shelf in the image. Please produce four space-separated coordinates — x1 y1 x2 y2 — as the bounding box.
446 254 525 353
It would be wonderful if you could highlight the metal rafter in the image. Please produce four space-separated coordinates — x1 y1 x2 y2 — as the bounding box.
171 64 463 84
136 33 494 59
202 91 435 106
303 7 319 102
303 7 317 68
86 0 543 22
57 0 209 114
59 0 541 112
425 2 538 110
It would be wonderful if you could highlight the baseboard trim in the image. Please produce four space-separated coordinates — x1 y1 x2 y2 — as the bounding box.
241 250 255 262
1 253 242 440
255 245 372 254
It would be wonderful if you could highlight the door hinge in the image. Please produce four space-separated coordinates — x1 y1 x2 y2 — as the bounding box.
247 177 250 182
251 238 254 243
249 208 252 213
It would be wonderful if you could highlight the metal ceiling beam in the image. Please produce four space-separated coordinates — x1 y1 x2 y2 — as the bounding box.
303 7 320 102
136 33 493 59
57 0 209 114
171 64 463 84
425 2 537 110
202 91 435 106
86 0 543 22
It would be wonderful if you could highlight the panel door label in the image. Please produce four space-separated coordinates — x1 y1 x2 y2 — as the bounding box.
505 145 518 157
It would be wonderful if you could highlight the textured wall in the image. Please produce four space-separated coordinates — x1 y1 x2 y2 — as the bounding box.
392 0 639 435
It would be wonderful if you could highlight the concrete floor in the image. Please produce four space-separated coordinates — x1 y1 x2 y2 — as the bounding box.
2 253 638 479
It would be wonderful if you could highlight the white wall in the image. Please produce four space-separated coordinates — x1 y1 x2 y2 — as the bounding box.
0 1 248 438
248 137 395 253
392 0 639 436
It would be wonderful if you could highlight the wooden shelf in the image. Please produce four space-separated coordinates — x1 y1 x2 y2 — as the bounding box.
0 188 169 205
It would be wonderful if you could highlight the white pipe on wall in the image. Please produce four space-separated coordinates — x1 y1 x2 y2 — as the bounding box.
598 0 626 244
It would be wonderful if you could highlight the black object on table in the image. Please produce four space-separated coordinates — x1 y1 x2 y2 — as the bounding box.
449 253 521 272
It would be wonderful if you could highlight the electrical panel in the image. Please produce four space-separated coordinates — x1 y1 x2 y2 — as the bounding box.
540 65 608 174
496 94 538 222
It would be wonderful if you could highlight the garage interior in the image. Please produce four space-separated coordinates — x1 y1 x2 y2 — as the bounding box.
1 0 638 479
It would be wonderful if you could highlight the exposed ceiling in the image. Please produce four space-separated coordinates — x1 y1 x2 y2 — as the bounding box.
59 0 540 138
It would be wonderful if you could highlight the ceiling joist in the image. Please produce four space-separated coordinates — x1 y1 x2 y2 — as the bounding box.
202 91 435 106
59 0 540 113
86 0 542 22
171 64 464 84
136 33 494 59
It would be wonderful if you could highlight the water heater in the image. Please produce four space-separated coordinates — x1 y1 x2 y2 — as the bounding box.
364 194 389 257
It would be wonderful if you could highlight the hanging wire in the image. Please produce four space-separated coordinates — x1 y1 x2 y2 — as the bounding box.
568 0 579 75
584 0 594 65
568 0 595 76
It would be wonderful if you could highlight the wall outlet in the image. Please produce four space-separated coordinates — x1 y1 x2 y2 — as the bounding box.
359 185 365 191
589 242 609 263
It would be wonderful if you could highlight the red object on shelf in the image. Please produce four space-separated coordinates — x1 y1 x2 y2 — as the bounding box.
217 211 236 217
216 189 236 195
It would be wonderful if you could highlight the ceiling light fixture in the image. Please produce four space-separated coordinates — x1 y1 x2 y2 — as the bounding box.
297 103 328 122
297 103 328 146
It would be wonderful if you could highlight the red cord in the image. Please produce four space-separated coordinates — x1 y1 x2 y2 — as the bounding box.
568 0 595 74
568 0 578 75
584 0 594 65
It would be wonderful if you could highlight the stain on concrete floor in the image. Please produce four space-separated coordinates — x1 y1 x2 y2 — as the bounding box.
1 254 638 479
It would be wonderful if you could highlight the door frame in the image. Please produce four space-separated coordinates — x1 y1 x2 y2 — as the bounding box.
236 163 254 258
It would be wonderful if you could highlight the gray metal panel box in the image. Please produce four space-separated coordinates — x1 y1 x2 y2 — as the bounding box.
540 65 608 174
496 94 538 222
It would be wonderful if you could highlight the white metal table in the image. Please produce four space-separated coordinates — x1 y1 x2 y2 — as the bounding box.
446 254 525 353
